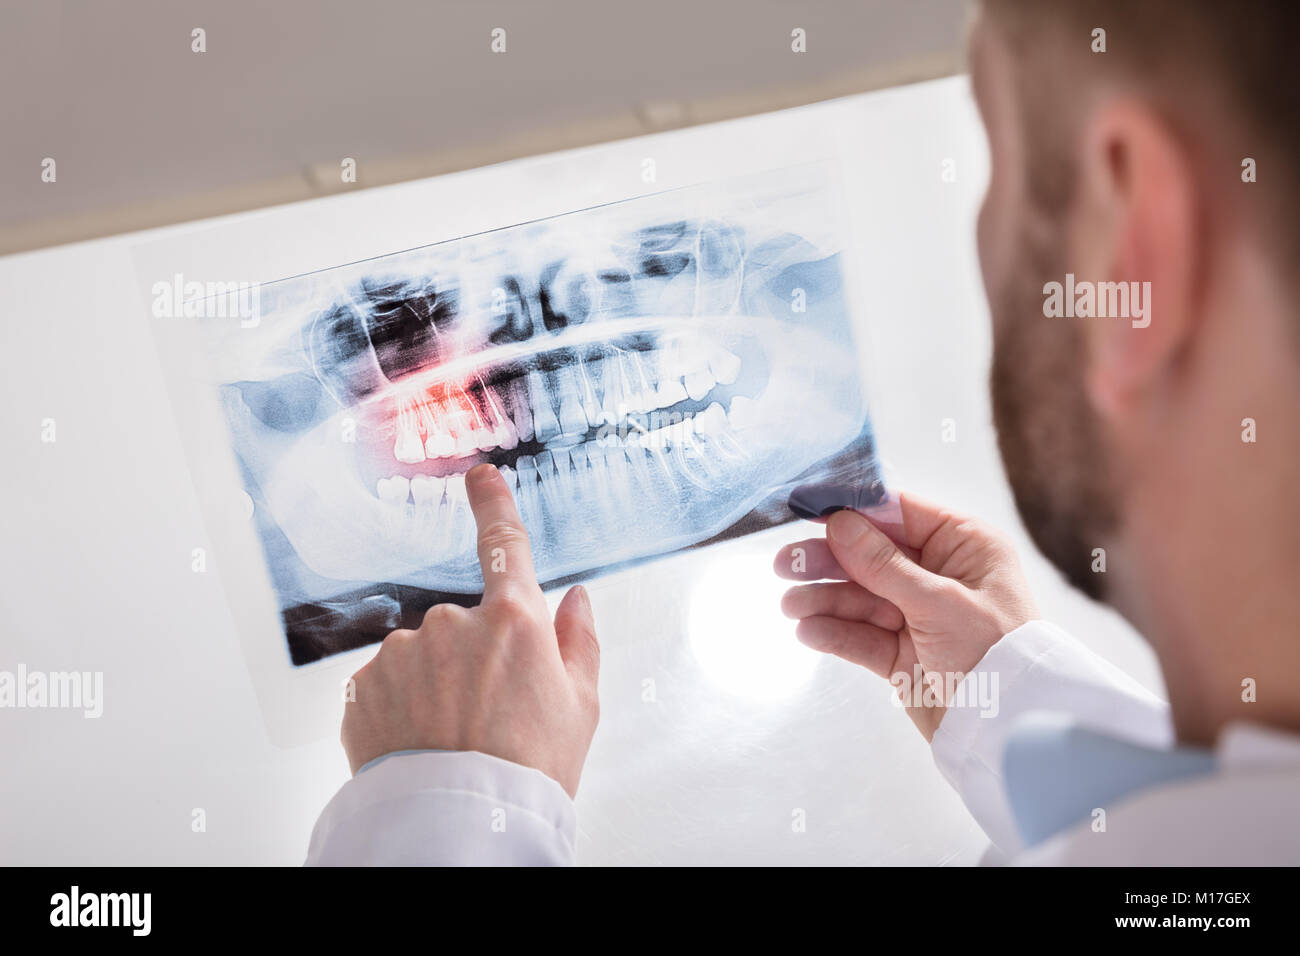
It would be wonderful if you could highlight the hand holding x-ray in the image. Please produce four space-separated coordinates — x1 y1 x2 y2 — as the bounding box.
341 464 600 797
776 494 1039 740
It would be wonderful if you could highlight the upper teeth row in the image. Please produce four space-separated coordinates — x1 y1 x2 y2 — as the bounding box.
375 395 757 506
392 345 741 465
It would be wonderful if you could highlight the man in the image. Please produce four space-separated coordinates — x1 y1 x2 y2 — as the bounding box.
306 0 1300 864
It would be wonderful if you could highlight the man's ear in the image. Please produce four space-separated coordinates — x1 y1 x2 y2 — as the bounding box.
1075 100 1199 422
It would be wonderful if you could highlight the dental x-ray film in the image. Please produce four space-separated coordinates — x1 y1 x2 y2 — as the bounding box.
180 163 886 666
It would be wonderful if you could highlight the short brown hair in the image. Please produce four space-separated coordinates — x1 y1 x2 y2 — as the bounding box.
981 0 1299 259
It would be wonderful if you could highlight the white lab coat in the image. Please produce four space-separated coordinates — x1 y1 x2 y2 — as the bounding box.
305 621 1300 865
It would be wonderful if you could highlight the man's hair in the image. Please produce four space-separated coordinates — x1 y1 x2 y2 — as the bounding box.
982 0 1300 261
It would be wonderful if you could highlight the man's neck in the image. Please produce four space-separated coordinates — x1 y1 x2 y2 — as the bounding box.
1110 340 1300 746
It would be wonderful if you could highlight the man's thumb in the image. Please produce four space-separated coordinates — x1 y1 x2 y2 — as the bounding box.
554 585 600 692
825 509 940 610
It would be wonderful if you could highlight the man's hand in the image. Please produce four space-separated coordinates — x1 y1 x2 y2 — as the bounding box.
341 463 600 798
775 493 1038 740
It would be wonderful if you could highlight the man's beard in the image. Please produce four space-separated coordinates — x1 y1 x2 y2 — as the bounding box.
988 228 1118 600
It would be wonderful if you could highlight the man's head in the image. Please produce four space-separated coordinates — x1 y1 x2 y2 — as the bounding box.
971 0 1300 602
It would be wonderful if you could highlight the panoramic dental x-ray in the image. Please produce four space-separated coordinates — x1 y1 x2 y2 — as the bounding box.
196 167 886 665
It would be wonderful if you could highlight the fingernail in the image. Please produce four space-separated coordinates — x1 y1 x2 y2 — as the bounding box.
468 463 498 484
828 510 870 545
572 585 590 610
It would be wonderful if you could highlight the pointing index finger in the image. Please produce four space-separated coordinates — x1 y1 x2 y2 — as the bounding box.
466 463 541 604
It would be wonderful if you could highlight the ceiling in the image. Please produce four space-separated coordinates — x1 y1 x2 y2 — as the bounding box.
0 0 967 253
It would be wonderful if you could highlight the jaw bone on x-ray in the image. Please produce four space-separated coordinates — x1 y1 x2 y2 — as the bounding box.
204 165 886 664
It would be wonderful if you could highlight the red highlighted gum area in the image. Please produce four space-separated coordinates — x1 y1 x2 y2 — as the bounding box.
387 377 518 466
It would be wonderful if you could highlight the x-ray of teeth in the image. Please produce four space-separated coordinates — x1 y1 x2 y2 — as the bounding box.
195 165 886 664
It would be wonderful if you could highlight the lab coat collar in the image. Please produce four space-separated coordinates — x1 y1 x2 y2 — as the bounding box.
1003 713 1213 848
1004 716 1300 849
